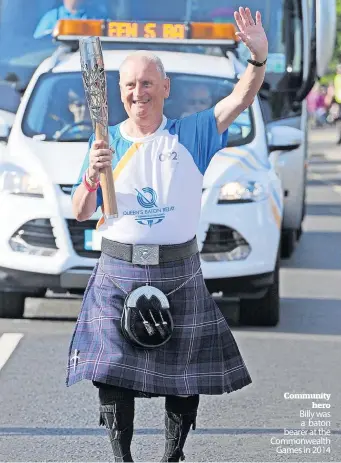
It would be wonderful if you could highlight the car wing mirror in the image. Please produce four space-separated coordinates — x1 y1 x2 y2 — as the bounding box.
267 126 303 152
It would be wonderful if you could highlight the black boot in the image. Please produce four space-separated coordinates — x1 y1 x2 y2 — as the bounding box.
97 384 135 462
161 395 199 462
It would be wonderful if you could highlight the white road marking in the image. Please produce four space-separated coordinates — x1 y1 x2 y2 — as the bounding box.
332 185 341 195
0 333 24 371
234 330 341 343
309 171 341 196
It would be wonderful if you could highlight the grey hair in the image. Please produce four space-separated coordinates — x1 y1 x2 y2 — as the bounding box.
119 51 167 79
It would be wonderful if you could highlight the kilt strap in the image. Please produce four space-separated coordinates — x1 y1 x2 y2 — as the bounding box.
101 236 198 265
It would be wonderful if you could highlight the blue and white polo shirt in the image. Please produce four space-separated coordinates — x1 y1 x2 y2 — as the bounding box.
72 107 228 245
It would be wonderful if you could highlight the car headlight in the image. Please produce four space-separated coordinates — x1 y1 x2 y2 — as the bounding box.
218 180 267 203
0 162 44 197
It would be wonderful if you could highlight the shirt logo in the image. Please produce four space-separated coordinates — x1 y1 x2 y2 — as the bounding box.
134 187 165 227
158 151 178 162
135 187 158 209
122 187 175 228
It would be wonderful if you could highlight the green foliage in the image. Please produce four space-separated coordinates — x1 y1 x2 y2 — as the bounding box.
319 74 335 85
330 0 341 71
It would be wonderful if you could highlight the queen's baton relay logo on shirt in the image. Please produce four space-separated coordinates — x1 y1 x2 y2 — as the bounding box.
136 187 158 209
122 187 175 227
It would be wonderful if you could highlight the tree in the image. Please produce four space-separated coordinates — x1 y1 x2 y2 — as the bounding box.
319 0 341 83
330 0 341 69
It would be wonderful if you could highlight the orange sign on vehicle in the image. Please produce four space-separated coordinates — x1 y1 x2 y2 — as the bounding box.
190 22 237 40
54 19 237 43
107 22 186 40
53 19 105 37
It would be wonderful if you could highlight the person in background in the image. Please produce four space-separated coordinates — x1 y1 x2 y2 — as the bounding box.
34 0 107 39
334 65 341 143
62 89 91 138
315 85 328 126
324 83 338 125
49 88 91 140
68 89 89 124
307 83 327 128
181 84 213 117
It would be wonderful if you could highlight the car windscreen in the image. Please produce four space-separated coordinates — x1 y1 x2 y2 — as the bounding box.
22 71 254 146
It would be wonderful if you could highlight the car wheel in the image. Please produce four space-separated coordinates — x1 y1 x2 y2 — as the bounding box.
281 229 296 259
239 256 280 327
0 292 25 318
296 225 303 241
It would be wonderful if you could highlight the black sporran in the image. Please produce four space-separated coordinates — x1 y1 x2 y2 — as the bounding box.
121 285 174 349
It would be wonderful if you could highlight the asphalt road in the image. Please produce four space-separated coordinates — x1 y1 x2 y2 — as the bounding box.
0 127 340 462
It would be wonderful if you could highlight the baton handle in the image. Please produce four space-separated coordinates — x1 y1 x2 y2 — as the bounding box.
95 124 118 218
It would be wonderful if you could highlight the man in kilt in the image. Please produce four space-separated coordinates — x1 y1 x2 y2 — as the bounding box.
67 7 268 462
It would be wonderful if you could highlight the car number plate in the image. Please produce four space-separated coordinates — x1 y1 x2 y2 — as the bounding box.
84 230 102 251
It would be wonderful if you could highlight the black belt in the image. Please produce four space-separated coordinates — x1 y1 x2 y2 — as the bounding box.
101 236 198 265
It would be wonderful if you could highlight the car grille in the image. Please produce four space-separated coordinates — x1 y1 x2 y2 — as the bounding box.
66 219 100 259
201 224 248 254
60 184 73 195
11 219 57 249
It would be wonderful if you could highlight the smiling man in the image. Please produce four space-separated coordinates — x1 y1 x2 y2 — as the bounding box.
68 7 268 462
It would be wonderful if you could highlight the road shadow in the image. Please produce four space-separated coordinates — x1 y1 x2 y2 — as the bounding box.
309 144 338 153
276 297 341 336
0 426 339 436
306 203 341 216
308 151 327 158
308 167 341 175
281 231 341 271
24 315 77 322
219 296 341 335
307 178 341 186
308 158 341 166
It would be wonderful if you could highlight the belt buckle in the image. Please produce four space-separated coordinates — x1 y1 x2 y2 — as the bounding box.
132 244 160 265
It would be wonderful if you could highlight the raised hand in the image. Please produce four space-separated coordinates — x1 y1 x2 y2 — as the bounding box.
234 7 268 63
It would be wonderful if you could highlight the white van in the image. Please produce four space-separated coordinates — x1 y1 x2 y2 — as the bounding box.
0 35 303 325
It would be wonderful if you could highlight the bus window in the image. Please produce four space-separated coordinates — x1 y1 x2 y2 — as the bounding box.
188 0 285 56
110 0 285 56
0 0 112 90
33 0 110 39
114 0 187 21
108 1 287 73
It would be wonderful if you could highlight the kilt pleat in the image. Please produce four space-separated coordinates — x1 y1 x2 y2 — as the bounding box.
66 251 252 396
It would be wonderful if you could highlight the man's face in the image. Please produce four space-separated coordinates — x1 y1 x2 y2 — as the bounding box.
119 57 170 124
68 92 88 123
184 85 212 114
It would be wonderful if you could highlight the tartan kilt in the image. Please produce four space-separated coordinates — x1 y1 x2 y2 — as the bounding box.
66 250 252 397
